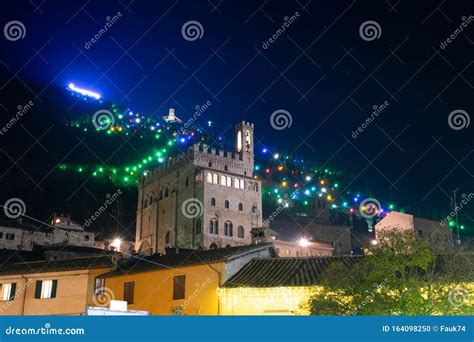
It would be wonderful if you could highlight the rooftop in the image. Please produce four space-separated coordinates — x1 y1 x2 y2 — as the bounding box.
222 256 361 288
0 255 116 276
100 243 276 278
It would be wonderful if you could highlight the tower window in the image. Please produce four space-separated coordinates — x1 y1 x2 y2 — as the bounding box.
211 197 216 206
224 221 233 237
226 176 232 187
237 226 244 238
212 173 218 184
208 161 213 167
224 200 230 209
234 178 239 188
209 218 218 234
220 175 226 186
240 179 245 189
207 172 213 183
238 203 243 211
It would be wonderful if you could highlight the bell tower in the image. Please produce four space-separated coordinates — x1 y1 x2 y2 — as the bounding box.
235 121 254 172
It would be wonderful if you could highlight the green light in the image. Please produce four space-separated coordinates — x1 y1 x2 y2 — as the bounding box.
78 167 83 173
334 183 339 188
303 200 308 206
106 130 112 135
460 225 465 230
124 176 129 182
93 172 97 176
389 204 395 210
98 167 104 173
448 220 456 228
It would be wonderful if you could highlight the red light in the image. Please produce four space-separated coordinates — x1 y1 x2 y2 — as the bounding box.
265 168 271 174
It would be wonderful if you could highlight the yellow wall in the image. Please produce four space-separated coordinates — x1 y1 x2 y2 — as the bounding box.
102 262 223 315
0 268 109 315
219 287 320 315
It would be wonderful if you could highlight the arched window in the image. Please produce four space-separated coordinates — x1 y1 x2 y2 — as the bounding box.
224 221 233 236
220 175 226 186
240 179 245 189
165 231 170 244
211 197 216 206
209 243 218 250
196 219 202 234
207 172 213 183
234 178 239 188
212 173 218 184
237 226 244 238
224 200 230 209
226 176 232 187
238 203 243 211
209 218 218 234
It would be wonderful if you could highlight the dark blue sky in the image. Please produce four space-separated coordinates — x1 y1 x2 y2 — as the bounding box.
0 0 473 231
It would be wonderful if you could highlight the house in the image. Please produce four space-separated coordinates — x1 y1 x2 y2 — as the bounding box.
218 256 358 315
98 244 276 315
0 255 117 315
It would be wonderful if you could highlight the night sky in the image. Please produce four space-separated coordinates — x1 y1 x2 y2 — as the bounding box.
0 0 472 238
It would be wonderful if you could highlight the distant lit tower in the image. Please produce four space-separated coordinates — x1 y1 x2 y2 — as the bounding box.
235 121 254 172
162 108 182 123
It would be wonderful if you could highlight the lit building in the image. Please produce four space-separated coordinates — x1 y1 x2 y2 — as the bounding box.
0 255 116 315
136 121 262 255
98 244 276 315
0 214 101 252
375 211 453 250
218 256 357 315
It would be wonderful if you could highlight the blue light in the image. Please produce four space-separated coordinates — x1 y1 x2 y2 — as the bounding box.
304 190 310 195
67 83 101 99
262 148 268 153
180 138 186 143
311 186 316 191
353 197 359 202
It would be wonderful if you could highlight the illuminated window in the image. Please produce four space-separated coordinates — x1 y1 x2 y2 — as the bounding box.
240 179 245 189
234 178 239 188
226 176 232 187
94 278 105 295
207 172 213 183
0 283 16 301
34 280 57 299
220 175 226 186
212 173 218 184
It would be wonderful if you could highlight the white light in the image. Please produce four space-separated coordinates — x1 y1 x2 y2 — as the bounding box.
370 239 378 246
112 238 122 251
55 218 61 224
273 153 279 159
321 187 327 193
68 83 101 99
305 176 311 181
298 238 310 247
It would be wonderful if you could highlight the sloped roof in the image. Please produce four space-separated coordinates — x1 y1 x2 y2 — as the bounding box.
100 243 275 278
0 255 116 276
222 256 361 288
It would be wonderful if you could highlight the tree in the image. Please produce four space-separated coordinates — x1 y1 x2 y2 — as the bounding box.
303 230 474 315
